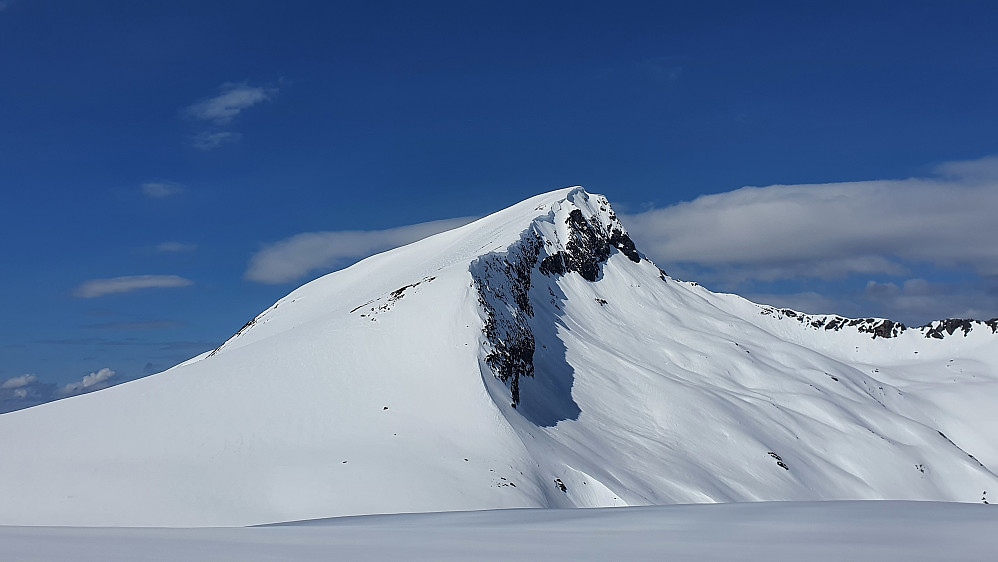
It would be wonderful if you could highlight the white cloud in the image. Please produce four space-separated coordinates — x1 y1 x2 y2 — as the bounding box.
185 83 277 125
59 368 115 396
2 374 36 389
933 155 998 181
142 182 183 198
156 242 197 253
246 217 478 284
0 2 9 12
192 131 241 150
1 373 53 414
2 369 124 413
621 156 998 282
73 275 194 298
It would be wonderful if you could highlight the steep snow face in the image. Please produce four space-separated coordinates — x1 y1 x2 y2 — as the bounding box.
1 187 996 527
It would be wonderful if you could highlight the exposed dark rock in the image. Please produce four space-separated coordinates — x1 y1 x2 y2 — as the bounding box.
868 319 905 339
767 307 996 342
761 307 909 339
767 451 789 470
824 317 847 331
609 228 641 263
924 319 975 339
472 232 543 405
538 254 566 277
539 209 640 282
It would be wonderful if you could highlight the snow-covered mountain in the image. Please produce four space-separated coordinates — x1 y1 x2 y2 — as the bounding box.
2 187 996 526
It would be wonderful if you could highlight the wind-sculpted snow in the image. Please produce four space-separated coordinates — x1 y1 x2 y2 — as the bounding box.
1 186 997 527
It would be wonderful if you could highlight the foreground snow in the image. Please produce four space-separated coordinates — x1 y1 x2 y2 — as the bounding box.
2 502 996 561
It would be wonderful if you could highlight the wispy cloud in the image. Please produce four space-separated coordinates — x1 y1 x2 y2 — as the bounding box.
246 217 478 284
142 182 183 198
59 368 116 396
183 82 276 150
156 242 197 253
191 131 241 151
73 275 193 298
622 156 998 282
637 56 683 83
0 2 9 13
185 82 277 125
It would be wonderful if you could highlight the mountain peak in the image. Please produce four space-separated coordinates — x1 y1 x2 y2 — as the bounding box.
2 188 997 527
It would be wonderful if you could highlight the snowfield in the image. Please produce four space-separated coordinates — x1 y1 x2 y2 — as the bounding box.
2 502 996 561
1 188 995 546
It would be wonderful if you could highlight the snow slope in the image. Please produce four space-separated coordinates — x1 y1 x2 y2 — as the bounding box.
1 187 996 526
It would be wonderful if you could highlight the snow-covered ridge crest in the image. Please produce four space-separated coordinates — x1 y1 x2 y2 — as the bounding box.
756 305 998 340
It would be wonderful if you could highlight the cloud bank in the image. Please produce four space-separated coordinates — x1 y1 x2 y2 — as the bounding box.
73 275 193 298
246 217 478 284
622 156 998 282
619 155 998 323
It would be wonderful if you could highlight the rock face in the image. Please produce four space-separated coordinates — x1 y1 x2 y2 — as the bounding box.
1 186 997 528
472 232 542 405
474 195 642 406
538 208 641 281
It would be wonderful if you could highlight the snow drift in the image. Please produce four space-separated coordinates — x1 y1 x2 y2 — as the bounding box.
1 187 996 526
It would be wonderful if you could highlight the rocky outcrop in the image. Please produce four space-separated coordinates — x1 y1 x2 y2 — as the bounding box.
539 209 640 281
472 231 543 406
473 197 641 406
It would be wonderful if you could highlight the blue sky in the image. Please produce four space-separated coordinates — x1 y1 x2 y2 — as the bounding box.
2 0 997 410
